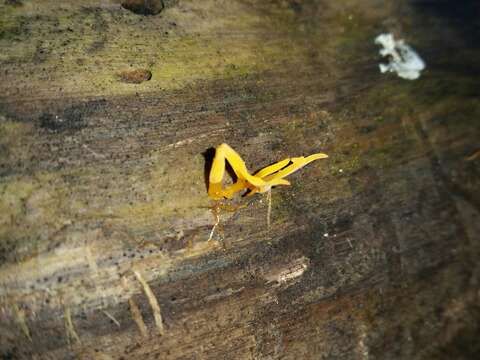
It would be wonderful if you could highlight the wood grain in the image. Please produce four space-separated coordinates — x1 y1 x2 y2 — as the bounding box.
0 0 479 358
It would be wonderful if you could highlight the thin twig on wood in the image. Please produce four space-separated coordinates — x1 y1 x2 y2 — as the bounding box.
13 303 32 342
122 276 148 338
64 306 81 345
129 297 149 338
103 310 120 328
133 269 165 336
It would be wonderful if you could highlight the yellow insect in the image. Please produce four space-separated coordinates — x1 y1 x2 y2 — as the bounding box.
208 143 328 200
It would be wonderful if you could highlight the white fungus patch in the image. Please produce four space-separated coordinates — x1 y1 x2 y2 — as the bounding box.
375 33 425 80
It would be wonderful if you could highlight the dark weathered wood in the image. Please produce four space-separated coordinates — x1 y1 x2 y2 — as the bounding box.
1 0 479 359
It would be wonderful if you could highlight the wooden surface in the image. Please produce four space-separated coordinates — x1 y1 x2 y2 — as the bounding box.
0 0 479 359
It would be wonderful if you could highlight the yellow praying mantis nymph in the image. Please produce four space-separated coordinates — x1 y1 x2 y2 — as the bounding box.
208 143 328 199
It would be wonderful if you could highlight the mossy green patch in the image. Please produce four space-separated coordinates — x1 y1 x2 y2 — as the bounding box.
0 148 211 263
0 0 327 98
107 150 210 234
0 120 35 169
0 171 71 262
